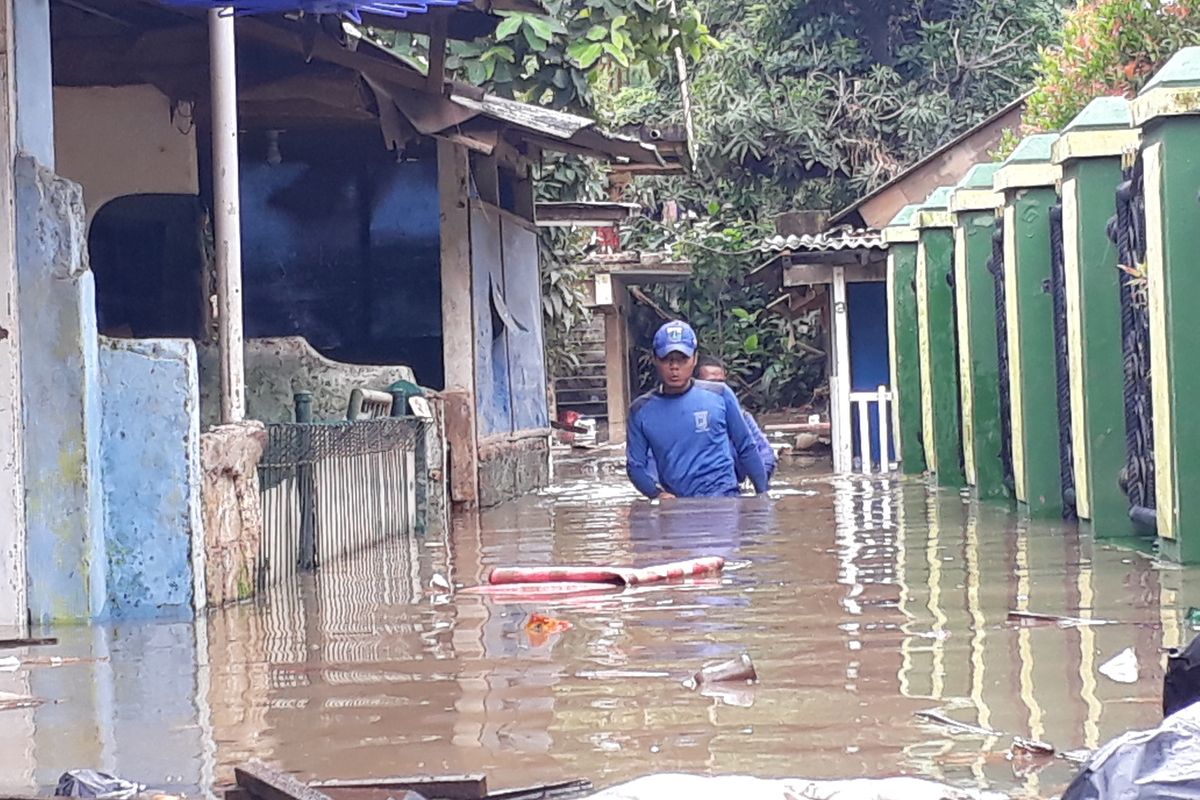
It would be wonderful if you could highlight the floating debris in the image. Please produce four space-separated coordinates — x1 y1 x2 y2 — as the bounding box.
914 709 1001 737
0 690 44 711
1007 610 1115 627
683 653 757 690
1099 647 1139 684
1011 737 1055 757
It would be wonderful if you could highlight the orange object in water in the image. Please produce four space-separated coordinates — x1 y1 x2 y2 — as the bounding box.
525 613 572 647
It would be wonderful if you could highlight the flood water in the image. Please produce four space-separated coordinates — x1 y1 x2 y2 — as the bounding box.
1 457 1197 799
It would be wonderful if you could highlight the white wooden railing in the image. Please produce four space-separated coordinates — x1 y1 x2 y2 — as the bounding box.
843 385 895 474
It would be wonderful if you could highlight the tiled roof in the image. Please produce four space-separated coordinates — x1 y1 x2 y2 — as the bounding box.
760 226 885 253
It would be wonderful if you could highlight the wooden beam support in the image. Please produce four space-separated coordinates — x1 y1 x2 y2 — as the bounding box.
604 279 631 444
438 139 479 506
425 14 448 92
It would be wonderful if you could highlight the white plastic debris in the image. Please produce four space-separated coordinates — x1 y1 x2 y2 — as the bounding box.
585 774 1004 800
430 573 451 592
1099 647 1140 684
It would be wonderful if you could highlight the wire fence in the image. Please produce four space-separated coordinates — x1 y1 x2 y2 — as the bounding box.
257 417 424 588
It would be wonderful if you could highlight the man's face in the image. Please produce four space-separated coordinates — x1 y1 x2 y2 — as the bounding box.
655 351 697 390
696 365 727 383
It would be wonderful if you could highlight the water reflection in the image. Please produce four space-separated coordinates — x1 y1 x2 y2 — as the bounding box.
0 469 1196 799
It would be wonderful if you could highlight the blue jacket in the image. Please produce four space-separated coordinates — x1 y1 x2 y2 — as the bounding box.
645 408 776 484
626 380 768 498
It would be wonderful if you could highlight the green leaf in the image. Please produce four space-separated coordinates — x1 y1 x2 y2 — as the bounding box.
525 16 556 41
601 41 630 67
743 334 759 353
731 307 750 321
494 15 522 40
522 25 549 51
585 24 609 42
567 40 605 68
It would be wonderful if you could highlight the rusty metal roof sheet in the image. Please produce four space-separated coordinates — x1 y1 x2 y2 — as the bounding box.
760 226 885 253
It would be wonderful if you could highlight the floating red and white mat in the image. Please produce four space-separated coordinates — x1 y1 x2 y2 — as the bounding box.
486 556 725 587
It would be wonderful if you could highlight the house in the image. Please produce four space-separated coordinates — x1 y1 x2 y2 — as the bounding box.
0 0 674 629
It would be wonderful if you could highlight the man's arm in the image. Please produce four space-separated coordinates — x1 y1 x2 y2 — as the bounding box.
626 407 662 498
723 388 768 493
744 410 777 479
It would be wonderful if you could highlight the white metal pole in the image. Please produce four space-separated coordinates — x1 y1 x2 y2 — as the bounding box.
876 385 890 472
832 267 852 473
856 396 870 474
210 8 246 424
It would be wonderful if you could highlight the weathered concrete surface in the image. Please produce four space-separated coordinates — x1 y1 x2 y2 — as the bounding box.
200 421 266 606
416 394 448 534
99 337 204 617
477 436 550 508
197 337 416 427
0 0 27 637
15 154 105 623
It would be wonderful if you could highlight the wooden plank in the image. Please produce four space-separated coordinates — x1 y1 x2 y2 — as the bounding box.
235 762 334 800
312 775 486 800
605 285 630 443
0 637 56 649
438 140 479 506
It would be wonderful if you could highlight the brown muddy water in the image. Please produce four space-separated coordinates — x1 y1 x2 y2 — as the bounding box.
1 459 1196 799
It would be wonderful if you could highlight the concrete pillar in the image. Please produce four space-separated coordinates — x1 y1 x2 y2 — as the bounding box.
13 0 106 622
1131 47 1200 561
830 265 851 472
914 186 965 488
882 205 925 475
0 0 27 636
949 164 1011 502
994 133 1064 518
1051 97 1140 538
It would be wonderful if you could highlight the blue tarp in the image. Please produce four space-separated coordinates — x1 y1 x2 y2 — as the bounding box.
158 1 467 22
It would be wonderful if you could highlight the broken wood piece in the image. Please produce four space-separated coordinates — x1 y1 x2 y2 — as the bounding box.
688 654 757 688
0 637 57 649
311 775 486 800
914 709 1001 737
1007 610 1114 627
479 780 592 800
1011 736 1055 756
236 762 336 800
0 690 44 711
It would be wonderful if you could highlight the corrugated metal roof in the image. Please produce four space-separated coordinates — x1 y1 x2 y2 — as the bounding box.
760 226 884 253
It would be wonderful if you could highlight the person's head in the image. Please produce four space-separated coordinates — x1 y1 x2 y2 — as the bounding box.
652 320 698 392
695 354 727 383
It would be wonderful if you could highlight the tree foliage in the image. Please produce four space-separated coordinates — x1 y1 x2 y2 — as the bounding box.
1005 0 1200 145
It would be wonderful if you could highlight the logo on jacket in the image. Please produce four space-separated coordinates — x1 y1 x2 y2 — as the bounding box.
694 411 709 432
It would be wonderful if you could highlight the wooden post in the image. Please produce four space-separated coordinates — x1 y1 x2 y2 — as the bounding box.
1132 49 1200 561
949 164 1010 501
604 279 630 444
438 139 479 506
831 266 852 472
425 14 447 92
994 134 1064 517
0 0 26 636
915 187 965 488
1052 97 1140 536
883 206 924 474
209 8 246 424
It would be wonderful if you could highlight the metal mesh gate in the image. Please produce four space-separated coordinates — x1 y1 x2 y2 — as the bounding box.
1049 202 1078 519
258 417 423 587
1107 155 1156 531
986 216 1015 493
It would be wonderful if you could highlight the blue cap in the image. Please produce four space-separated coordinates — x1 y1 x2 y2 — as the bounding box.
653 320 697 359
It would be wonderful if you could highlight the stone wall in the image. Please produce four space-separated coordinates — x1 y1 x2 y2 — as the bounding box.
98 336 204 617
197 337 417 428
477 436 550 508
200 421 266 607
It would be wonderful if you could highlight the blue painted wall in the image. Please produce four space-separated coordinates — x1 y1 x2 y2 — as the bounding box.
98 338 202 618
16 155 107 624
847 281 894 465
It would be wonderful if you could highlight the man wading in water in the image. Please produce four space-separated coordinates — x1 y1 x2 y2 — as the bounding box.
626 320 769 499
